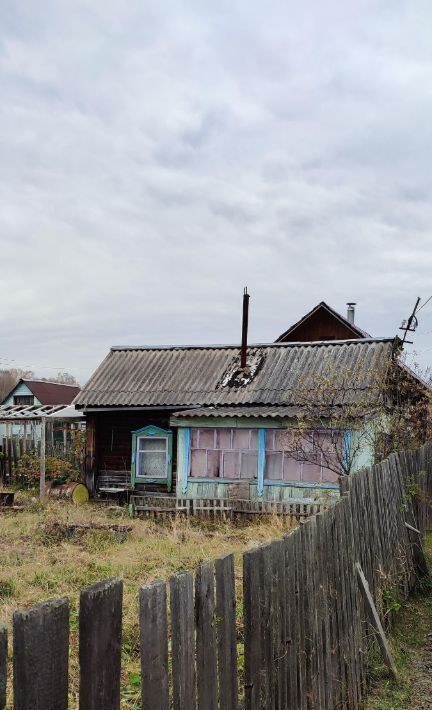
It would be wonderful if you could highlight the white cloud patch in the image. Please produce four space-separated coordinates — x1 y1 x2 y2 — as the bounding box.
0 0 431 383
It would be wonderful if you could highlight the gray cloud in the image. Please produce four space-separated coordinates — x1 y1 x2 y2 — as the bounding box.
0 0 431 383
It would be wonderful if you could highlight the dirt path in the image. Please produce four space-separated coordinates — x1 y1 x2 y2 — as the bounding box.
406 630 432 709
365 533 432 710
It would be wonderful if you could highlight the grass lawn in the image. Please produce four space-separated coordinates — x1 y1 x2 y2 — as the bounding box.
365 531 432 710
0 492 295 708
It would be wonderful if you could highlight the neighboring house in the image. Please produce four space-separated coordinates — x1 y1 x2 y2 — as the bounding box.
0 380 81 444
74 336 414 503
276 301 369 343
1 379 80 407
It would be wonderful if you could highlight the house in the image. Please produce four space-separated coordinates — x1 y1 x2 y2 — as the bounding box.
276 301 369 343
1 379 80 407
74 335 411 504
0 380 82 447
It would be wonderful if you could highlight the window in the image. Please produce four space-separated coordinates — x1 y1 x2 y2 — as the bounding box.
190 428 258 480
265 429 340 483
137 436 168 478
131 426 173 489
13 395 34 405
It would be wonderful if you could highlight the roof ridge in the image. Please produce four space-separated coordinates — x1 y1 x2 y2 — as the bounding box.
111 337 395 352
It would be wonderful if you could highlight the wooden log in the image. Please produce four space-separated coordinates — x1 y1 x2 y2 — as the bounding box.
355 563 398 679
195 561 217 710
13 598 69 710
79 578 123 710
0 625 7 710
215 554 237 710
139 581 169 710
170 571 196 710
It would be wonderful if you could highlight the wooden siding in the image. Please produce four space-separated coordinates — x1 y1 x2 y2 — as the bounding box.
179 480 339 502
278 307 360 342
89 411 175 474
3 382 39 406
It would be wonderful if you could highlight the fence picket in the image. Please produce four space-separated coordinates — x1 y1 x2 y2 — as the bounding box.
195 561 217 710
139 580 169 710
215 554 238 710
170 571 196 710
13 598 69 710
79 578 123 710
0 625 7 710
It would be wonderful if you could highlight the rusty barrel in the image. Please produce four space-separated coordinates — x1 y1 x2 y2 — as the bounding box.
48 482 89 504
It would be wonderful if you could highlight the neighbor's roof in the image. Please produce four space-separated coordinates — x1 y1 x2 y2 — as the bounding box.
275 301 369 342
74 337 398 409
2 379 80 406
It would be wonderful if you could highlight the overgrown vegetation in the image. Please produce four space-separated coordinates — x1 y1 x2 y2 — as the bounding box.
365 532 432 710
0 494 294 709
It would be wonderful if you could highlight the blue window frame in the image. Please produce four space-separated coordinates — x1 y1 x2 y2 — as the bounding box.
131 425 173 491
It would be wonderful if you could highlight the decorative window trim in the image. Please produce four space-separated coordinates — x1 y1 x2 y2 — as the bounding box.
131 425 173 491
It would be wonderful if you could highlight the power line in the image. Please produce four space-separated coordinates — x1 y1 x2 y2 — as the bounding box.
416 295 432 314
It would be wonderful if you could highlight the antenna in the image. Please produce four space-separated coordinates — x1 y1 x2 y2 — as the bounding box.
399 297 421 345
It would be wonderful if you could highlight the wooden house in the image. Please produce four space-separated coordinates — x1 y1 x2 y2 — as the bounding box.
1 379 80 407
276 301 368 343
0 380 81 444
74 336 409 506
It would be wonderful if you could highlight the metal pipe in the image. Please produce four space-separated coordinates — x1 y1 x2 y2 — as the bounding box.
241 287 250 369
346 302 356 325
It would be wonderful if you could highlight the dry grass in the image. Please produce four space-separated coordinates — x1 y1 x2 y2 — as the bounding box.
0 492 295 709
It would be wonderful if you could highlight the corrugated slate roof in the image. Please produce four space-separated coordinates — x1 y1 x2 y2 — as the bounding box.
171 406 303 420
75 338 397 409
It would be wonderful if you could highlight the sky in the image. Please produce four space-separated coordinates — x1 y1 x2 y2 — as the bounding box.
1 0 431 385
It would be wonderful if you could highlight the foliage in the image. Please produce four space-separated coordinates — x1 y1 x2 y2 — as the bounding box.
277 351 430 478
16 452 81 486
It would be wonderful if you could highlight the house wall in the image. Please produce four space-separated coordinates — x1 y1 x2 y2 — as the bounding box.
175 418 341 504
87 409 175 474
278 309 359 342
2 382 40 406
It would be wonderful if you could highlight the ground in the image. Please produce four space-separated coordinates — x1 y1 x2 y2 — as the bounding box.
0 493 294 709
365 532 432 710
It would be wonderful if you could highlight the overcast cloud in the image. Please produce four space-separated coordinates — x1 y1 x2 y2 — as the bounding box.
1 0 431 384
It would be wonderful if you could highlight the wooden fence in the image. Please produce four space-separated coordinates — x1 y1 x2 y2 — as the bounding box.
1 443 431 709
0 430 84 485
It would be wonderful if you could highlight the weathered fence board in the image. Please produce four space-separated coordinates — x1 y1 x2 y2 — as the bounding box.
13 598 69 710
139 580 169 710
0 625 7 710
170 571 196 710
79 578 123 710
215 554 238 710
195 561 218 710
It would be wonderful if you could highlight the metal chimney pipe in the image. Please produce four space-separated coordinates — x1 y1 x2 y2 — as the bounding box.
241 287 250 369
346 302 356 325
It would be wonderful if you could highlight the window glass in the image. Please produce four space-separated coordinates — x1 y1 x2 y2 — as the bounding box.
139 437 166 451
189 428 258 480
137 436 167 477
138 451 166 477
240 452 258 479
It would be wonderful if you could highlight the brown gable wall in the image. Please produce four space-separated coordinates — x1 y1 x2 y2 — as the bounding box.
278 309 361 343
